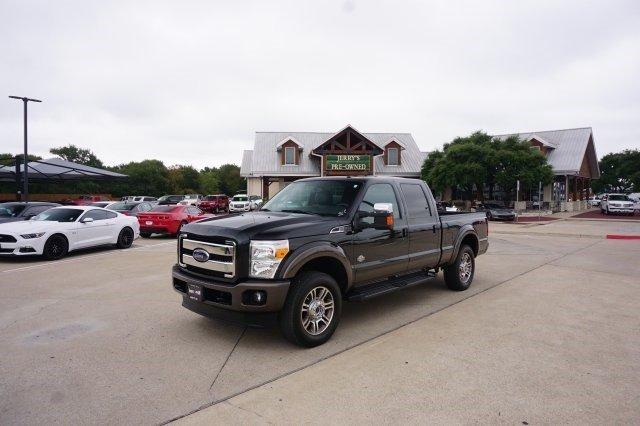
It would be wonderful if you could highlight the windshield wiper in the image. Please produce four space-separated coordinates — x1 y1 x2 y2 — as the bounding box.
280 209 319 215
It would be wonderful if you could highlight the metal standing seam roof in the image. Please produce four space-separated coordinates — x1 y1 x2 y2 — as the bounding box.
0 157 128 181
492 127 600 178
240 132 427 177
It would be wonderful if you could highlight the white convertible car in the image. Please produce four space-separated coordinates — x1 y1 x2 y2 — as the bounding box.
0 206 139 260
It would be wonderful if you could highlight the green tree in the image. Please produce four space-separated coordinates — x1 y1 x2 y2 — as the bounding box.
199 169 220 194
109 160 169 196
592 149 640 193
50 144 104 168
492 136 553 202
166 165 200 194
217 164 244 195
0 153 42 166
421 131 553 202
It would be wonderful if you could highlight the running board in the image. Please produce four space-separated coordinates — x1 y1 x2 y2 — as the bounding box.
346 270 437 302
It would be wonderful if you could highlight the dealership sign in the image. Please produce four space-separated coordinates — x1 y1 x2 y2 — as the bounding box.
325 155 371 172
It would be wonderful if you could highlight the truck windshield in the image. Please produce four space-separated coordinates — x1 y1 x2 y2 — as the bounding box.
261 180 362 217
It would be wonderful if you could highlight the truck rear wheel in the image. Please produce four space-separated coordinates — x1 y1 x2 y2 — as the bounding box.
279 271 342 347
444 245 475 291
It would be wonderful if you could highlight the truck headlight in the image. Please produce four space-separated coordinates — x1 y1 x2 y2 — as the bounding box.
20 232 46 239
249 240 289 279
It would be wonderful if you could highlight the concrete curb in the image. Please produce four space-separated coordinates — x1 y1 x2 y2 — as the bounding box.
565 217 640 224
606 234 640 240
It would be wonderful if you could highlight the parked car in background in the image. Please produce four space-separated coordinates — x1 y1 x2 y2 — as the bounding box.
179 194 203 206
229 194 253 212
90 201 117 208
476 203 516 221
137 205 207 237
0 206 139 260
0 202 60 224
123 196 157 202
157 195 185 205
198 194 229 213
601 194 635 215
67 195 108 205
107 201 154 217
436 201 459 212
588 196 601 207
249 195 263 210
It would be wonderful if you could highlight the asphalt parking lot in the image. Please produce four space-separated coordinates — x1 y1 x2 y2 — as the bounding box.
1 220 639 424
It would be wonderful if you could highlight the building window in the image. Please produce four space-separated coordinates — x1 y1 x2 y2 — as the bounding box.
387 147 399 166
284 146 295 165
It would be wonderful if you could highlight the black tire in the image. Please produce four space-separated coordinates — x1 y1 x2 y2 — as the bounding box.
43 234 68 260
116 227 135 249
279 271 342 348
140 232 152 238
443 245 475 291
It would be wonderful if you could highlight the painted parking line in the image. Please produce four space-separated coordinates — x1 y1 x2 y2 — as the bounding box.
0 241 176 274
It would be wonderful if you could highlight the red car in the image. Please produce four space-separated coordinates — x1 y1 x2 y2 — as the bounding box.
137 205 208 237
68 195 108 205
198 194 229 213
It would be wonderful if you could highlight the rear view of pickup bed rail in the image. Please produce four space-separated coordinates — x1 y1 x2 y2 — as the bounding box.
172 176 488 347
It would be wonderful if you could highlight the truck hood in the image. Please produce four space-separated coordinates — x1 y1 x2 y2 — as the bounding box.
0 220 63 235
182 211 339 243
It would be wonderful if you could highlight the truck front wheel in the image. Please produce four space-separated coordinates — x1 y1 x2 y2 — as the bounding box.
444 245 475 291
279 271 342 347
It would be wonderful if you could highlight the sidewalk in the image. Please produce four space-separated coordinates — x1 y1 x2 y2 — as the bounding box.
175 238 640 425
490 219 640 239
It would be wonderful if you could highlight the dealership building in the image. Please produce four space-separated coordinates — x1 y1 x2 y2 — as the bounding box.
240 125 427 199
493 127 600 211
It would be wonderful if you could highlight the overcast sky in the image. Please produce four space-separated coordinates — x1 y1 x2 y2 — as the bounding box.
1 0 639 169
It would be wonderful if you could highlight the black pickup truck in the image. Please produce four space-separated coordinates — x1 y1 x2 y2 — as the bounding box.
172 177 488 347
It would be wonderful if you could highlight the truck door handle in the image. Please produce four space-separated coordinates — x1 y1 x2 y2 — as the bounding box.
402 228 408 238
432 224 436 233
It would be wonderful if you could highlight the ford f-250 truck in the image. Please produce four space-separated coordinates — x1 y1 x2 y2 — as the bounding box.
172 177 488 347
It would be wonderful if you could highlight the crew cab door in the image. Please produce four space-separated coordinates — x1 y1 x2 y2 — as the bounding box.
353 183 409 285
400 183 442 270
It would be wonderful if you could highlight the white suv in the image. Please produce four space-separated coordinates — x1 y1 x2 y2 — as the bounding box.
179 194 203 206
601 193 635 215
229 194 251 212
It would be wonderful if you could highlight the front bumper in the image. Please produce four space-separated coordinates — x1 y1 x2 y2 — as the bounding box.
229 205 251 212
607 207 634 213
0 237 45 256
172 265 290 319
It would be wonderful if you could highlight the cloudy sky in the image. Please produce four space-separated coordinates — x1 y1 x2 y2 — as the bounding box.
1 0 639 169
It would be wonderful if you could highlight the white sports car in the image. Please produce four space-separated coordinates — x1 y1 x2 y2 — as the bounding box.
0 206 140 260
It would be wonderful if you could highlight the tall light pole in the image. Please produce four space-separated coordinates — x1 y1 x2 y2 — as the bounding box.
9 95 42 202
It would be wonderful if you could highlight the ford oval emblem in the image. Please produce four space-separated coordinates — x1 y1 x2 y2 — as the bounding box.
192 248 210 263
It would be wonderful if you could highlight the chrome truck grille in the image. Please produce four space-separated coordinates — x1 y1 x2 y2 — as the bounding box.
178 235 236 278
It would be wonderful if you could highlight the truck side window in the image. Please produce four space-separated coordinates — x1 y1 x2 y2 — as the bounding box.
400 184 432 218
358 184 400 225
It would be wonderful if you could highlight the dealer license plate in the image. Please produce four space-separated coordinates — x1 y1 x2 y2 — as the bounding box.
145 221 153 225
187 284 203 302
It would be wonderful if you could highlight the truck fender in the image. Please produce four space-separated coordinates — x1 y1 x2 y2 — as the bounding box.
280 242 353 289
449 226 479 264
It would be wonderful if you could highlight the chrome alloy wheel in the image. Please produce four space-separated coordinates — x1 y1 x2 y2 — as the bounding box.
300 286 334 336
459 252 473 284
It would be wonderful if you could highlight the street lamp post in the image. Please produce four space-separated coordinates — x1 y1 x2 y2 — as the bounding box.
9 95 42 202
